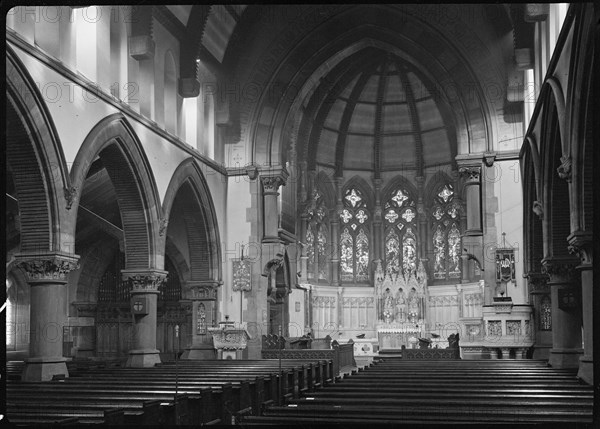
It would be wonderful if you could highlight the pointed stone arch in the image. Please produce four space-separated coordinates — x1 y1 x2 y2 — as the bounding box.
381 175 419 204
161 158 222 283
424 171 456 205
521 137 544 274
6 45 73 253
341 175 375 210
70 113 162 270
539 92 570 259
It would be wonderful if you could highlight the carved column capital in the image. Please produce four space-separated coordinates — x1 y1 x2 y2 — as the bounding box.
15 252 80 284
540 258 578 284
567 230 593 267
260 174 287 195
458 166 481 183
557 156 572 182
183 280 221 300
121 269 168 294
524 271 549 294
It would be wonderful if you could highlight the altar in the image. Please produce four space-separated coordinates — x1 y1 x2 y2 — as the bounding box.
378 325 423 349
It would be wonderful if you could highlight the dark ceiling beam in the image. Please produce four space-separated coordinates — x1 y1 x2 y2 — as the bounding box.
510 4 536 68
129 6 155 61
305 49 383 172
223 5 240 22
153 6 187 41
397 60 425 177
334 63 379 177
177 5 213 98
373 57 389 180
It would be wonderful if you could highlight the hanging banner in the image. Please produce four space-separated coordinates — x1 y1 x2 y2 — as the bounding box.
495 249 515 282
232 259 252 291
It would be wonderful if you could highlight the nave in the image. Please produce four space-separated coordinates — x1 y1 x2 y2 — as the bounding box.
4 3 597 426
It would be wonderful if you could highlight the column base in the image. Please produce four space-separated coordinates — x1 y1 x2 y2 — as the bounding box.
548 348 583 369
577 355 593 385
22 357 69 381
126 349 161 367
180 345 216 360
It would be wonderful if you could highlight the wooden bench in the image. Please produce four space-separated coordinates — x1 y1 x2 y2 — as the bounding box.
241 359 594 425
6 358 331 425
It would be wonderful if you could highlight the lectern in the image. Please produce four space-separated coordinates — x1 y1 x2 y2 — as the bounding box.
208 320 251 360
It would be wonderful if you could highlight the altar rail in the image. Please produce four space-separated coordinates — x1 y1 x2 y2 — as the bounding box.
261 337 355 377
401 348 460 360
262 334 332 350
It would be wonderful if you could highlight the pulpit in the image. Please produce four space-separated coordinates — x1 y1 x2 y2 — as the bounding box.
208 322 251 360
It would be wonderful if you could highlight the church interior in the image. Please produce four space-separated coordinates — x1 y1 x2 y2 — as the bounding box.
4 4 598 425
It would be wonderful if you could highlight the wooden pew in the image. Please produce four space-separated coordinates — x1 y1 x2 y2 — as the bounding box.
7 358 330 425
241 359 594 425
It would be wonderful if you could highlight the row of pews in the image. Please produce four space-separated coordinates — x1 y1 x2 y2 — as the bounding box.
242 358 594 425
6 358 334 426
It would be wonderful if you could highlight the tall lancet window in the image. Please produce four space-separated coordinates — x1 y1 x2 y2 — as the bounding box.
339 188 370 283
384 187 418 278
431 183 462 280
305 190 329 282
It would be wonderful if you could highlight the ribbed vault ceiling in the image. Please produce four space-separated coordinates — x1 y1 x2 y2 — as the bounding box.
311 50 455 174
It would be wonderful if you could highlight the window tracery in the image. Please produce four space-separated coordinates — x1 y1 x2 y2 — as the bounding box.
431 183 462 280
384 186 417 278
339 187 370 283
540 295 552 330
305 190 329 282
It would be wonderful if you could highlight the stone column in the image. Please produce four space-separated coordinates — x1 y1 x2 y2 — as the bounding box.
525 272 551 360
568 232 593 384
181 281 220 360
541 258 582 368
331 176 344 286
458 167 482 235
261 171 288 242
16 252 79 381
122 269 167 367
373 178 383 261
260 168 290 342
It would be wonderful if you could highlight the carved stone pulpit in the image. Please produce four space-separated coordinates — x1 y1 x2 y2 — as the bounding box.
208 322 251 360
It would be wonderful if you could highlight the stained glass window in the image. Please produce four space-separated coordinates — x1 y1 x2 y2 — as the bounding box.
317 226 328 280
431 183 462 280
305 190 330 282
402 228 417 274
339 187 370 283
340 228 354 281
385 230 401 277
540 295 552 330
306 224 315 279
433 225 446 278
384 186 418 278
